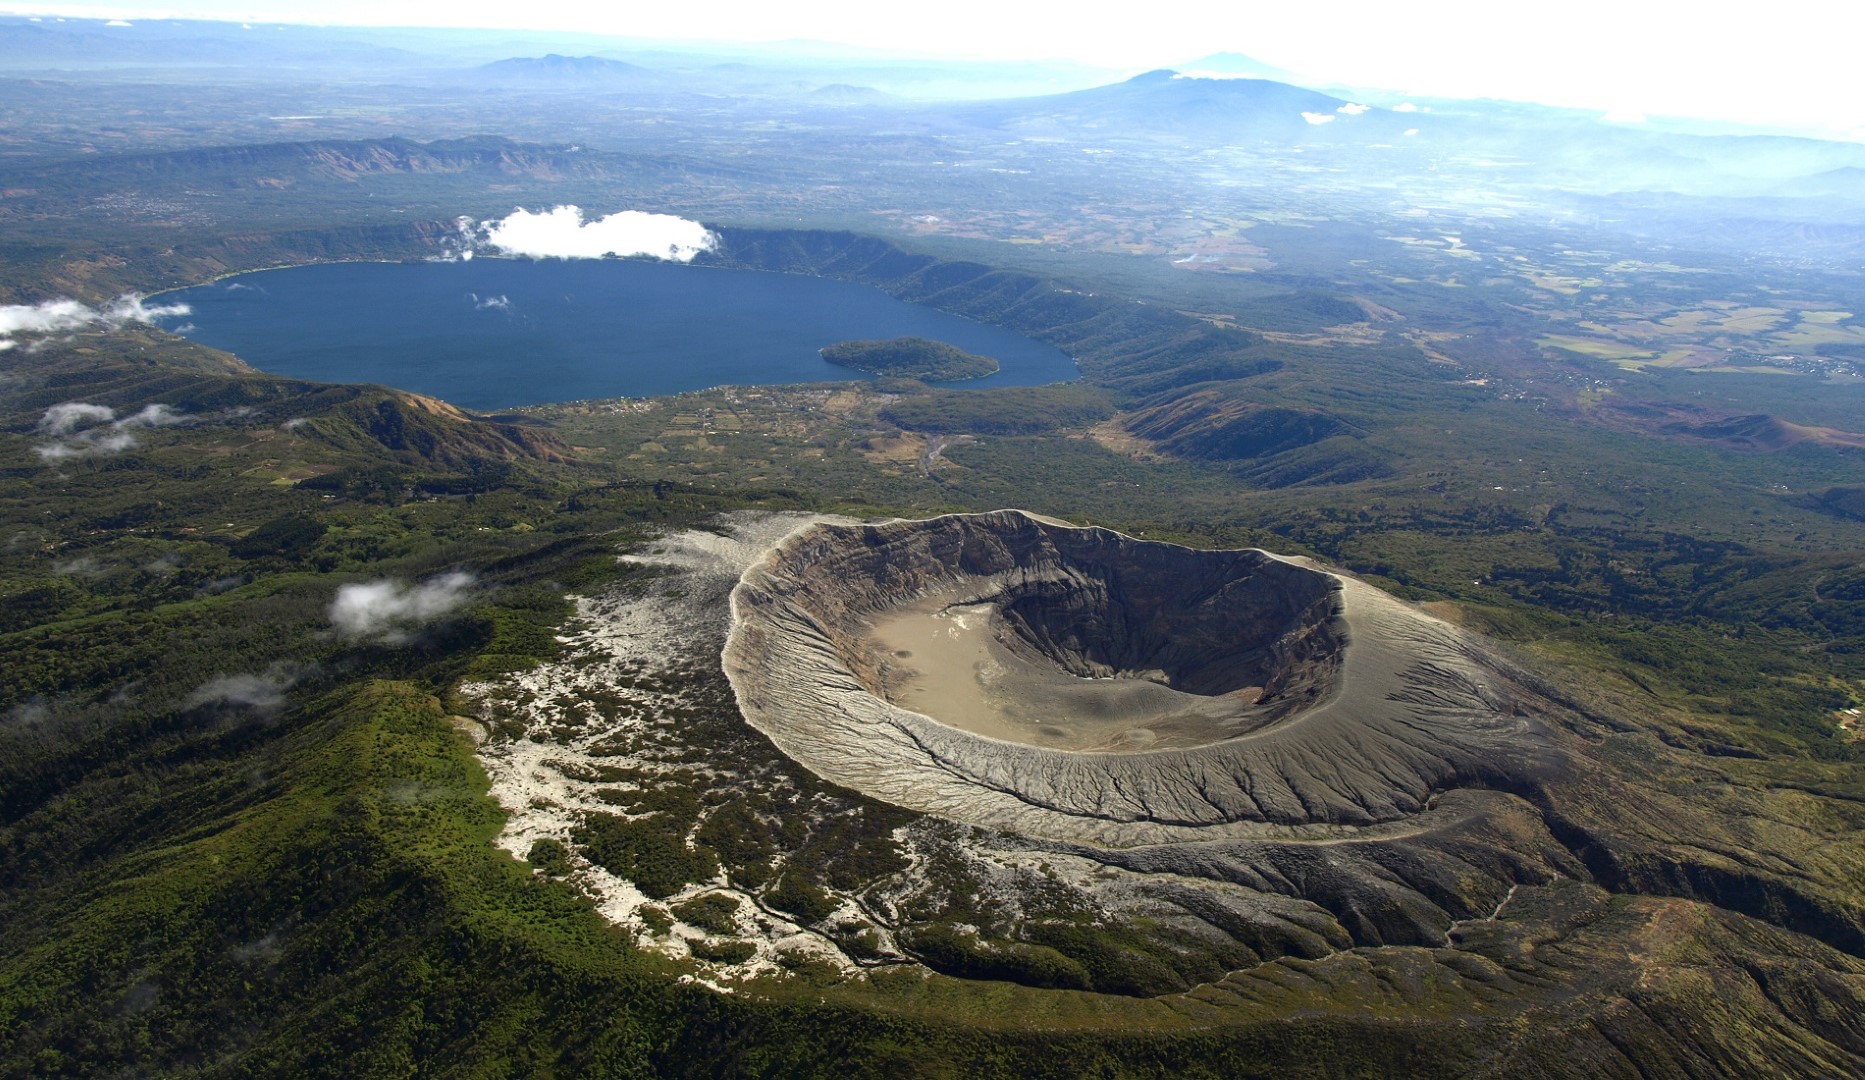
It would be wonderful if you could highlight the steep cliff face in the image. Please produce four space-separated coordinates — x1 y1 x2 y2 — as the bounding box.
726 510 1564 846
759 509 1346 739
359 394 570 466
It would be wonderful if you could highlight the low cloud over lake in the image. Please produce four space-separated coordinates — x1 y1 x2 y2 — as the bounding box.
469 206 718 262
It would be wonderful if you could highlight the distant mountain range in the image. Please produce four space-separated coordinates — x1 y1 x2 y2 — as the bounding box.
954 68 1411 142
1174 50 1306 84
473 54 662 87
0 17 424 70
6 14 1865 207
919 67 1865 202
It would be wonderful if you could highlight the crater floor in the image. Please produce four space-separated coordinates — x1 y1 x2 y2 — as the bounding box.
865 595 1265 752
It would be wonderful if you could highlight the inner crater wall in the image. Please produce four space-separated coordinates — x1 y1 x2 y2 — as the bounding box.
776 509 1346 724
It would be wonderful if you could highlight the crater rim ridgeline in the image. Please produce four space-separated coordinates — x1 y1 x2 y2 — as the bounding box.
724 510 1563 846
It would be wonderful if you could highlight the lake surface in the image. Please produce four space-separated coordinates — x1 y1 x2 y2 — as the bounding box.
157 259 1078 410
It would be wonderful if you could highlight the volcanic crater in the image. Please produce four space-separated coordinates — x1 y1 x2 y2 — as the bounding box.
726 510 1558 846
864 518 1345 753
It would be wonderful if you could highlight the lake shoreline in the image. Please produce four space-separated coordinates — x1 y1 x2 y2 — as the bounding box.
154 257 1081 412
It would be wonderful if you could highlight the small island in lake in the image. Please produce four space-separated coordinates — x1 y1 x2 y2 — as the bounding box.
820 336 1000 381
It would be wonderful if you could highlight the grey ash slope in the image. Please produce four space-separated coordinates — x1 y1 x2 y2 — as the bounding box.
726 509 1567 847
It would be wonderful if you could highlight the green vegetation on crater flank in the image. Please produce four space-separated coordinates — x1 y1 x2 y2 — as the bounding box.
821 336 1001 381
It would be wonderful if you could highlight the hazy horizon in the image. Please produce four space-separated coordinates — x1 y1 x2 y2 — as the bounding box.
2 1 1859 140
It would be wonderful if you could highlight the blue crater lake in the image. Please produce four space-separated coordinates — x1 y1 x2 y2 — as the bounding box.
157 259 1078 411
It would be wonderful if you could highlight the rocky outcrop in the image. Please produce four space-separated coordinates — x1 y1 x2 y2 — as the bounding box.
345 393 570 466
726 510 1565 846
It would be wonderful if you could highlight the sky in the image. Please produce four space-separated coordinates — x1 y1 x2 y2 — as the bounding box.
5 0 1859 138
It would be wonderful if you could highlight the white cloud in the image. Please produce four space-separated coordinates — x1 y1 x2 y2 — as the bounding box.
101 295 191 323
1 299 96 337
117 403 189 428
1403 128 1420 136
475 206 718 262
1392 102 1419 112
4 697 52 729
38 402 116 435
1602 108 1648 124
185 664 303 712
330 572 475 641
1301 111 1336 125
35 431 138 461
105 18 131 26
0 294 191 350
1337 102 1371 115
198 574 248 595
32 400 188 461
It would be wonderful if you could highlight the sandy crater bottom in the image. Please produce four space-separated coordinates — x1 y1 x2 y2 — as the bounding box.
866 598 1265 753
